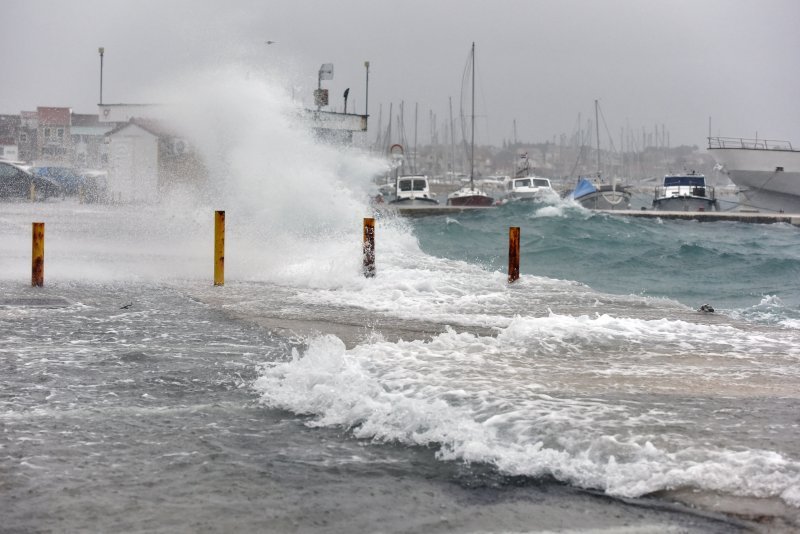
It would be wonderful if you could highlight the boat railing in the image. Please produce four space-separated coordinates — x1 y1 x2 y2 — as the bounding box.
654 184 716 201
708 136 794 151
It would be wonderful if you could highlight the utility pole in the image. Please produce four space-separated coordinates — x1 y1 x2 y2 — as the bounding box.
98 47 105 105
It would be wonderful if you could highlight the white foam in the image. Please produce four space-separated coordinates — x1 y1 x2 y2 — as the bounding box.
254 325 800 506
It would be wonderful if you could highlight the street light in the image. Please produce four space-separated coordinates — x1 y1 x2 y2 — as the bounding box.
98 47 105 105
364 61 370 117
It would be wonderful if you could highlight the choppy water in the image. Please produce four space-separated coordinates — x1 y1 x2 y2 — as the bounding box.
2 70 800 532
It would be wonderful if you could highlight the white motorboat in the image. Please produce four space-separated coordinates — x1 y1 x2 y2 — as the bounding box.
388 175 439 206
708 136 800 213
502 175 556 202
652 171 718 212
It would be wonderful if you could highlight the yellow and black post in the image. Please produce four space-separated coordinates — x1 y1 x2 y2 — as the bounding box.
363 217 375 278
214 210 225 286
508 226 520 283
32 222 45 287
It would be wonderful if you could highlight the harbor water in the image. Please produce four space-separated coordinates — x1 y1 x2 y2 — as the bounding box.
2 72 800 532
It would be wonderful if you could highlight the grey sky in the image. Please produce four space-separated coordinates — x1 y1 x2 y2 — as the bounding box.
3 0 798 149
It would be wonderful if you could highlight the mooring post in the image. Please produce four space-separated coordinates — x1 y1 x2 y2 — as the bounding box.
214 210 225 286
508 226 520 283
363 217 375 278
32 222 44 287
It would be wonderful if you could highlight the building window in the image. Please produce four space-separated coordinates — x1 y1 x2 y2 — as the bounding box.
57 128 64 140
44 127 51 139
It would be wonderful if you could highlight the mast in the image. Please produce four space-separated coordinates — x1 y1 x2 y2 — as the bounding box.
449 96 455 181
594 99 601 179
470 42 475 190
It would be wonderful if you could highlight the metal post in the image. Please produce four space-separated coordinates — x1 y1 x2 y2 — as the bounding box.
99 47 105 105
363 218 375 278
364 61 370 117
508 226 520 283
214 210 225 286
32 222 44 287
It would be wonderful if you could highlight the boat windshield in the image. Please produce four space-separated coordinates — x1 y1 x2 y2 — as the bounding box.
398 180 413 192
532 179 550 187
514 179 531 188
412 179 427 191
398 179 428 192
665 176 705 187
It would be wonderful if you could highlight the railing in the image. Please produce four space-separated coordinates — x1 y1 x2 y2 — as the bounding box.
654 185 716 201
708 136 794 151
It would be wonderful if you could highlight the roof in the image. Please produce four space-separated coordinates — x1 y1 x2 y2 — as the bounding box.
106 118 178 139
37 107 71 126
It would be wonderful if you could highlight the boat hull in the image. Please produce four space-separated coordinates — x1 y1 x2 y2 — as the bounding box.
575 189 631 210
653 196 718 212
389 198 439 207
447 195 494 207
709 146 800 213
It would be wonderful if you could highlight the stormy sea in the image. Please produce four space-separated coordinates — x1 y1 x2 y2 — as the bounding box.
2 71 799 533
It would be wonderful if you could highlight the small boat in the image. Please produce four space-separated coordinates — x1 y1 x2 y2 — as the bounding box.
568 100 631 210
570 177 631 210
388 175 439 206
502 175 556 202
447 43 494 208
652 171 719 212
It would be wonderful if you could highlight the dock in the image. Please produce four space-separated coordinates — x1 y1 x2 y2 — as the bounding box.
381 204 800 225
597 209 800 225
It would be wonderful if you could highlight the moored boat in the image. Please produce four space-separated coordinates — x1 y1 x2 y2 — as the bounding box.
569 177 631 210
388 175 439 206
502 175 556 202
446 42 494 208
708 136 800 213
652 171 718 212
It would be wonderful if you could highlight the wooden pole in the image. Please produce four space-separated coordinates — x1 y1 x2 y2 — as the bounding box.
32 222 44 287
508 226 520 283
214 210 225 286
363 217 375 278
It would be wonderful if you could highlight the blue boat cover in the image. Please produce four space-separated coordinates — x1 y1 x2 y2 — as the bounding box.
570 177 597 200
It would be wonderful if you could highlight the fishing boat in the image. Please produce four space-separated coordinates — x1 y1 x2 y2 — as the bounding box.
652 171 718 212
447 43 494 207
708 136 800 213
568 100 631 210
388 174 439 206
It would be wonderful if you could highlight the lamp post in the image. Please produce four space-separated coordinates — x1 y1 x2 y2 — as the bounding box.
98 47 105 105
364 60 370 117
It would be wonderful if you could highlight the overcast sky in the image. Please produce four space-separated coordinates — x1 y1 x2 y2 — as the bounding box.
3 0 798 149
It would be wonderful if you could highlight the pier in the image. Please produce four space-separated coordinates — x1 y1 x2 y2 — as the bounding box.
598 209 800 225
383 204 800 225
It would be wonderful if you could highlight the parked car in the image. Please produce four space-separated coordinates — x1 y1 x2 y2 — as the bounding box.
32 166 85 196
0 160 62 200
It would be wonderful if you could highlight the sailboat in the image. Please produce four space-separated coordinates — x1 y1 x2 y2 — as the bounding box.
447 43 494 207
569 100 632 210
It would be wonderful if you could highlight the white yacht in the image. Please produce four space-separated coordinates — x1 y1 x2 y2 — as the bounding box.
502 175 556 201
708 136 800 213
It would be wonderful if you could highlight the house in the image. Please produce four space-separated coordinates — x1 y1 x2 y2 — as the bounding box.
0 114 21 161
105 118 206 202
70 113 113 168
36 107 72 163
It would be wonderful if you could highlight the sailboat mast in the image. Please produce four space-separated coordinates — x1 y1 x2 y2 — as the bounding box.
470 42 475 190
594 99 601 179
449 96 455 180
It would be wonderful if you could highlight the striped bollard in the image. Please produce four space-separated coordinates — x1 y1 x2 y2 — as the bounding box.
214 210 225 286
32 222 45 287
363 217 375 278
508 226 520 283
